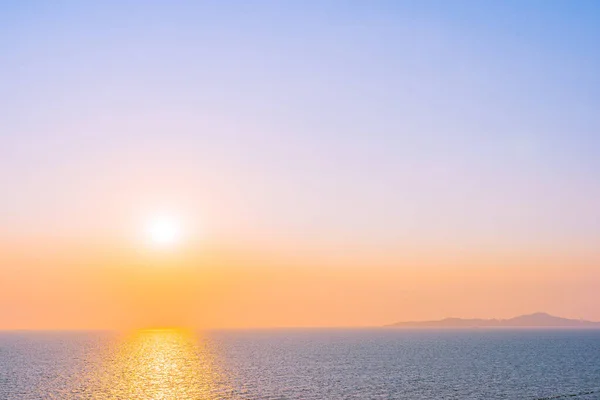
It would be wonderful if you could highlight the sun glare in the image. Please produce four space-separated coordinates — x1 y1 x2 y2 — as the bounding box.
145 214 183 248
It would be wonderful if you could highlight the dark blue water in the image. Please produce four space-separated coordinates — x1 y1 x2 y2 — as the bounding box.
1 329 599 399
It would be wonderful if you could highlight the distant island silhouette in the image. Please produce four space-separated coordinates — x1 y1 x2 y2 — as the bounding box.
387 312 600 328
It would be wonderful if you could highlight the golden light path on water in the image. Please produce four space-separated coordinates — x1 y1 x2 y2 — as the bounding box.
79 329 230 399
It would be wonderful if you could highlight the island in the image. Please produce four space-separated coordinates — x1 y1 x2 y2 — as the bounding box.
386 312 600 328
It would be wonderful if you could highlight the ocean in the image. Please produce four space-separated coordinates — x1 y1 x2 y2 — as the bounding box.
1 329 599 399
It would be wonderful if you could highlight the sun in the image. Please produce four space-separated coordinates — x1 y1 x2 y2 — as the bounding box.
145 214 184 248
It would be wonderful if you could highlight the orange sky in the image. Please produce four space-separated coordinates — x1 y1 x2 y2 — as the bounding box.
1 237 598 330
2 0 600 332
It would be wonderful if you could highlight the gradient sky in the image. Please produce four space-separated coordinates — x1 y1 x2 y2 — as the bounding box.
1 1 599 329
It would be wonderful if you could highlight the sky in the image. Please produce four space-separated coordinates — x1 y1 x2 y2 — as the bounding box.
1 1 599 329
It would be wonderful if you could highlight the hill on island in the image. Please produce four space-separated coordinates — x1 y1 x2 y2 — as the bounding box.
386 312 600 328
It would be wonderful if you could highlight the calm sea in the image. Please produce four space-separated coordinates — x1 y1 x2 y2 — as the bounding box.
1 329 599 399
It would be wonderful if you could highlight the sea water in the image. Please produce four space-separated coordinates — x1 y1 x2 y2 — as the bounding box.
1 329 599 399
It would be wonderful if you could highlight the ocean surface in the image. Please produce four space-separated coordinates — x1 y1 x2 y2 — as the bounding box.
1 329 600 399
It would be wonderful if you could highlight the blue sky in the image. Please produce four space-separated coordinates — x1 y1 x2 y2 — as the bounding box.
1 1 599 251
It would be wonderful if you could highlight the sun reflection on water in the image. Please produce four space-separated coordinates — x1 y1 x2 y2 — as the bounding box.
86 329 228 399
